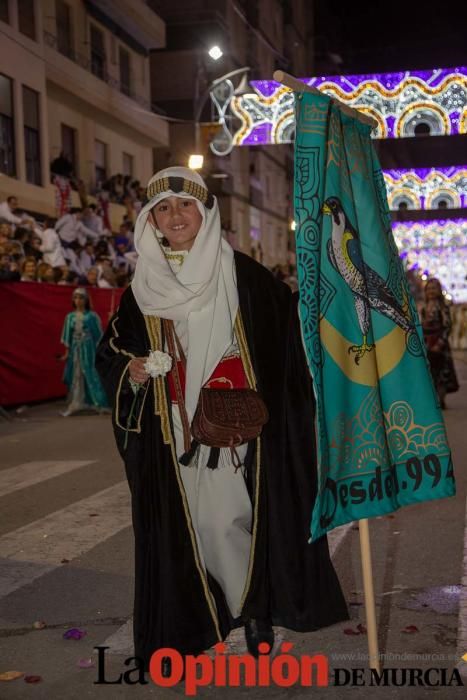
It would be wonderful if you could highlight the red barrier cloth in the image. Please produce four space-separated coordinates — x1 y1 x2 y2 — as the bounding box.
0 283 123 406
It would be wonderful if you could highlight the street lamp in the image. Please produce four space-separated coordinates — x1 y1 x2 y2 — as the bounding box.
208 45 223 61
188 154 204 170
189 66 251 170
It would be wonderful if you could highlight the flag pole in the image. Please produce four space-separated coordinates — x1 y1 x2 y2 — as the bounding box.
359 518 380 672
272 70 378 129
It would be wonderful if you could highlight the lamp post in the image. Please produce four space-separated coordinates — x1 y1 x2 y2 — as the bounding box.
189 66 251 170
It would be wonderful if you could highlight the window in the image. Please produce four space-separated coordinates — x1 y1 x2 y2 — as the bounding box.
90 25 106 80
119 47 131 96
0 74 15 176
56 1 73 59
18 0 36 40
122 152 133 177
61 124 77 174
0 0 9 23
23 86 41 185
95 139 107 186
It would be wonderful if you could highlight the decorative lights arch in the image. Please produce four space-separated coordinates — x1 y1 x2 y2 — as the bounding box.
384 167 467 210
213 67 466 152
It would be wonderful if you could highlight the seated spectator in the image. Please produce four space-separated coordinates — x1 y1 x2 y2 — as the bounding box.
114 236 132 272
10 226 30 258
63 241 84 276
119 219 135 245
0 196 32 226
94 238 116 265
96 256 116 288
0 197 34 226
20 256 37 282
112 173 124 201
115 262 130 288
135 185 146 213
79 239 96 273
37 262 56 283
0 247 20 281
85 266 99 287
23 231 43 262
56 266 79 285
82 203 105 237
53 265 67 284
123 174 132 195
66 270 80 285
122 194 135 223
0 222 12 247
129 179 141 199
39 217 66 268
55 207 99 246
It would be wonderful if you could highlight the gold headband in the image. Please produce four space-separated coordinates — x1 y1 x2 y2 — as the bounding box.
146 176 214 209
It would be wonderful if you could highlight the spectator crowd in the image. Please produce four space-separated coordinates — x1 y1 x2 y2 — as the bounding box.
0 194 137 287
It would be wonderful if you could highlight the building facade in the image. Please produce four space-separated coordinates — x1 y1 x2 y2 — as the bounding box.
149 0 313 268
0 0 168 221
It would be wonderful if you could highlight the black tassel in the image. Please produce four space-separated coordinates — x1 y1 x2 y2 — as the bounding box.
206 447 220 469
179 439 199 466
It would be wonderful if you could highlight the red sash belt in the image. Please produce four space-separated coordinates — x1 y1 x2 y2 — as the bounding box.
167 355 248 403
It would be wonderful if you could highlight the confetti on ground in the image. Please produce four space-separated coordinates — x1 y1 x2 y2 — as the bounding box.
24 675 42 683
33 621 46 630
0 671 24 681
63 628 86 640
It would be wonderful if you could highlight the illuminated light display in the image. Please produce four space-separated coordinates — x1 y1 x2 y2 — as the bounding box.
392 219 467 302
217 67 466 151
384 166 467 210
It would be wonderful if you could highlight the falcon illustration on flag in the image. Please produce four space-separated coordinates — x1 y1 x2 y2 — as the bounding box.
323 196 415 363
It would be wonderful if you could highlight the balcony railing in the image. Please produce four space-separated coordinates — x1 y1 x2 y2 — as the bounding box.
44 31 166 116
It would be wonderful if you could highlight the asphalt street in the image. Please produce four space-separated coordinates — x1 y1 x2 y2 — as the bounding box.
0 355 466 699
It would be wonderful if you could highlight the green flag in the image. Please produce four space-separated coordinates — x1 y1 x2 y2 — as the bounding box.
293 91 455 542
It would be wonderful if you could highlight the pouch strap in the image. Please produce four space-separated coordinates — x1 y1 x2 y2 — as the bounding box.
163 319 191 453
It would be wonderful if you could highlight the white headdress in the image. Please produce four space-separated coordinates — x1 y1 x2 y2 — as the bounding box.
131 166 239 422
73 287 88 298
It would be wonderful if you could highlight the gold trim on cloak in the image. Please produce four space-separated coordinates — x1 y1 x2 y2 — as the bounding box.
109 317 148 432
109 314 136 359
144 315 222 641
235 311 262 615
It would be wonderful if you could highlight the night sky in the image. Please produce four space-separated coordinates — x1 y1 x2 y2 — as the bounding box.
313 0 466 75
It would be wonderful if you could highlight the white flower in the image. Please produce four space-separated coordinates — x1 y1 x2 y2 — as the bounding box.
144 350 173 378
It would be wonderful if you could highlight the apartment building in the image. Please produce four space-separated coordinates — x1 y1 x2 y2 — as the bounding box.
0 0 168 218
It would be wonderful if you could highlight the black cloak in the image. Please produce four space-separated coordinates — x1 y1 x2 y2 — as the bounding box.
95 251 348 665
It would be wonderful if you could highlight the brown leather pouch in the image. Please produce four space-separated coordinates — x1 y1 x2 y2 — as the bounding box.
163 318 269 469
192 387 269 448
